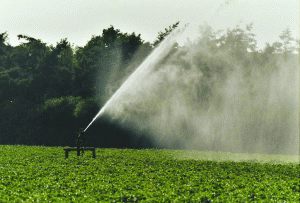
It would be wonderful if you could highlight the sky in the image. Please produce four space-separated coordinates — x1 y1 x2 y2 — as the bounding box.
1 0 299 49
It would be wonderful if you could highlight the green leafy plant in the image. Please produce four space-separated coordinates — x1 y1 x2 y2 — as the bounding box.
0 145 299 202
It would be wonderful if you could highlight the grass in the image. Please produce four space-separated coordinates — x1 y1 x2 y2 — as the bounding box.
0 145 299 202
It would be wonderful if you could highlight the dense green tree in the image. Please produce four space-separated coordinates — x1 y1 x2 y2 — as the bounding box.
46 39 76 98
75 26 148 102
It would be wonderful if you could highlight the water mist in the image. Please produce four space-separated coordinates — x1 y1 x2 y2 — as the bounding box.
85 23 299 156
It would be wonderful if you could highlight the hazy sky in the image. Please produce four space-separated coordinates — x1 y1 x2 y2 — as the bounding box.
1 0 299 49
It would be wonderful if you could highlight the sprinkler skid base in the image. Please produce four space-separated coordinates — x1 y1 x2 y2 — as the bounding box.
63 147 95 158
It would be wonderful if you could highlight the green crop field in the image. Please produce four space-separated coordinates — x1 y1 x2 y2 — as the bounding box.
0 145 299 202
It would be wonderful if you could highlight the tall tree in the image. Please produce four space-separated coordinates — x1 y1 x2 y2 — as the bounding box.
75 26 146 100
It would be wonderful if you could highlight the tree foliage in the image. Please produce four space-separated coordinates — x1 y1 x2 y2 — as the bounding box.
153 22 179 47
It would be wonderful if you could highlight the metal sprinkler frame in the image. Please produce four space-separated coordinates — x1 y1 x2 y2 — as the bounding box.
63 129 95 158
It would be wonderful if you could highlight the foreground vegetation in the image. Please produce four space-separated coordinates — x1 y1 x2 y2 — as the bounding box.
0 145 299 202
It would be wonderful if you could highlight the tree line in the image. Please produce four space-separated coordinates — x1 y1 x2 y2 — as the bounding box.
0 23 298 148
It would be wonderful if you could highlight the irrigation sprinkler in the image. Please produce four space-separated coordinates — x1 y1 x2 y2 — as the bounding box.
63 129 95 158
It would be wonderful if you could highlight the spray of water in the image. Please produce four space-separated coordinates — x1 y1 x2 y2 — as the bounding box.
84 25 188 132
84 3 299 156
